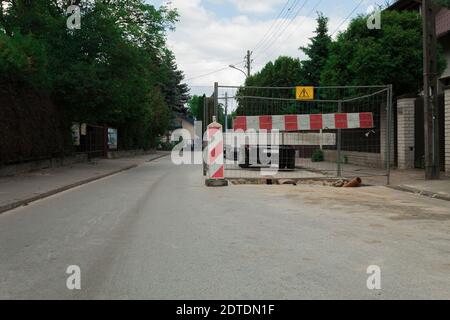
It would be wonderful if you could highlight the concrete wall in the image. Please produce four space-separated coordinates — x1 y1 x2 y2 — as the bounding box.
323 150 382 168
445 88 450 176
106 149 156 159
397 97 416 169
0 154 88 177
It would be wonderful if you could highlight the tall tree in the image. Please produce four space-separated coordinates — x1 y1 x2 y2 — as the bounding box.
300 12 331 86
0 0 188 152
320 10 447 96
245 56 304 88
187 95 204 121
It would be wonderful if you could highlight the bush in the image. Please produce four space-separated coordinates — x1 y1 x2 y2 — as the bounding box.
311 149 324 162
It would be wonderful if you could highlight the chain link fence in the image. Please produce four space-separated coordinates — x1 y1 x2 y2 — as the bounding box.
210 84 393 184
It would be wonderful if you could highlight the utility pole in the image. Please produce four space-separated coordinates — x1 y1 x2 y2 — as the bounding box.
422 0 440 180
245 50 252 78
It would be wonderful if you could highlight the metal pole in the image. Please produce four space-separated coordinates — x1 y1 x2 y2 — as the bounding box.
422 0 440 180
386 85 393 185
214 82 219 120
337 100 342 177
203 96 207 177
224 91 228 132
246 50 251 77
203 95 207 133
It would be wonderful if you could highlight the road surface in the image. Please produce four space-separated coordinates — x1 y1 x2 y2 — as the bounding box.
1 156 450 299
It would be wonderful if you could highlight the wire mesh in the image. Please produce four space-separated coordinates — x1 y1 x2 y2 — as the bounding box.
215 85 392 182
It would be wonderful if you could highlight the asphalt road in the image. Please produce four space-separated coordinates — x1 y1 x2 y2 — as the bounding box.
1 156 450 299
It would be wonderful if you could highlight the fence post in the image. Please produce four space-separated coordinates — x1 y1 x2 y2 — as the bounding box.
445 87 450 176
387 85 393 185
214 82 219 120
203 97 207 177
103 124 108 158
337 100 342 177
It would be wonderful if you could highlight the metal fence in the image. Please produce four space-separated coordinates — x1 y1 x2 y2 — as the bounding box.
211 84 393 184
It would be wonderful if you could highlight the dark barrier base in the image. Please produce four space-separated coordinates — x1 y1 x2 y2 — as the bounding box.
205 179 229 187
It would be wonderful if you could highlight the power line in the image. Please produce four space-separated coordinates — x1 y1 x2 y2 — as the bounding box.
258 0 323 63
251 0 292 52
253 0 309 61
253 0 300 54
330 0 365 36
253 0 304 58
185 1 302 83
185 61 245 82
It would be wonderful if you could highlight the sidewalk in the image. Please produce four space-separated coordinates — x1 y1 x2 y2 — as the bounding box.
387 170 450 201
0 152 169 214
296 158 450 201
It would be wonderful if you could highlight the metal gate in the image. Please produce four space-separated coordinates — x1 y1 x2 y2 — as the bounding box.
77 124 107 159
211 84 393 184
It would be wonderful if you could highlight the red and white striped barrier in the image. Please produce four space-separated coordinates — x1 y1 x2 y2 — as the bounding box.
207 119 224 180
233 113 374 132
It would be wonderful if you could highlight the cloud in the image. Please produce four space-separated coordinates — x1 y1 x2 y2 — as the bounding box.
230 0 286 14
165 0 358 95
168 1 307 88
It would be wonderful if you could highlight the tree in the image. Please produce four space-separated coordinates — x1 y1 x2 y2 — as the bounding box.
187 95 204 121
0 0 188 153
245 56 304 88
159 49 190 114
434 0 450 7
300 12 331 86
320 10 447 96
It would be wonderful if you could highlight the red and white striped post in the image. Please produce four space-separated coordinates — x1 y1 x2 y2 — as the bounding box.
205 117 228 187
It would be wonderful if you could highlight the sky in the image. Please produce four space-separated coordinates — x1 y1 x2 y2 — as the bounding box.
149 0 388 96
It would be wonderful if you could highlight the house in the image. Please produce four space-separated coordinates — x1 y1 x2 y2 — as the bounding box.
388 0 450 175
162 113 196 147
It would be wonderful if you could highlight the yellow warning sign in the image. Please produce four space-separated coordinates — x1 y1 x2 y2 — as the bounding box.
296 86 314 100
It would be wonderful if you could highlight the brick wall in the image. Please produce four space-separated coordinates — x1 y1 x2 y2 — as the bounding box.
445 88 450 176
323 150 382 168
397 98 416 169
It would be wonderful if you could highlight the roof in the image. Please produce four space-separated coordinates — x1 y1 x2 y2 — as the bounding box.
387 0 421 11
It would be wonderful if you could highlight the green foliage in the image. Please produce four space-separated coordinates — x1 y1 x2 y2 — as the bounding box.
311 149 324 162
0 32 49 89
236 14 331 115
434 0 450 8
188 95 205 121
320 10 447 96
245 56 304 88
300 12 331 86
0 0 189 152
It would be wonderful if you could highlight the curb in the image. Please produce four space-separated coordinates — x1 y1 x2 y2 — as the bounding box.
146 153 170 162
0 154 168 215
388 185 450 202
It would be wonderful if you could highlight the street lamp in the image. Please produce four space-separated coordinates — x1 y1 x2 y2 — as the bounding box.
229 65 248 78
